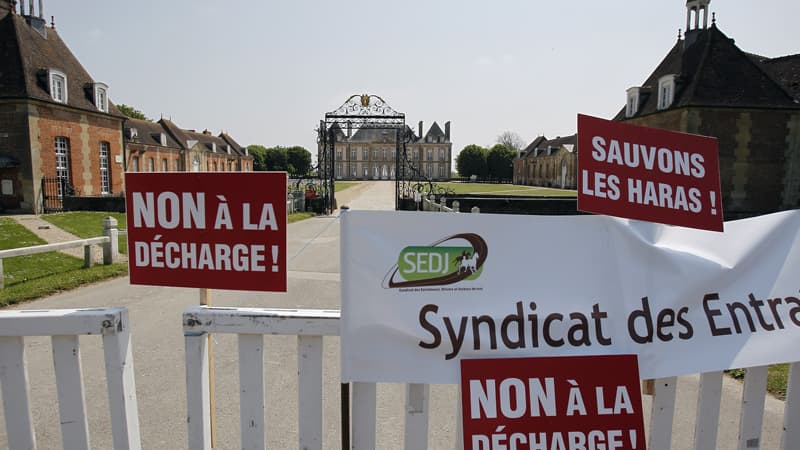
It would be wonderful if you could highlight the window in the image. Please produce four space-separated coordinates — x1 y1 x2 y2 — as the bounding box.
55 137 71 196
427 149 433 161
363 149 369 160
414 149 419 160
392 150 396 160
439 165 446 178
373 149 378 160
99 141 111 194
132 156 140 172
657 75 676 110
94 82 108 112
161 158 168 172
148 158 154 172
213 162 217 171
350 149 356 160
336 150 342 160
625 87 640 117
439 149 445 161
49 69 67 103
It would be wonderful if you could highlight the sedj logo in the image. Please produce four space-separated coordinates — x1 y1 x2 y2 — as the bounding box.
382 233 488 289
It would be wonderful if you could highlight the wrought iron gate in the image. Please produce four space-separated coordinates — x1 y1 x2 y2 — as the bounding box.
40 177 73 213
318 94 447 211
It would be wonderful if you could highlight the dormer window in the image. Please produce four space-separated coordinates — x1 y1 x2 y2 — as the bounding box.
657 75 677 110
48 69 68 103
226 145 231 155
626 87 641 117
159 133 167 146
93 82 109 112
211 142 217 153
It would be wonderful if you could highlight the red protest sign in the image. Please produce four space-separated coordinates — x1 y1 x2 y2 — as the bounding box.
461 355 645 450
125 172 287 292
578 114 722 232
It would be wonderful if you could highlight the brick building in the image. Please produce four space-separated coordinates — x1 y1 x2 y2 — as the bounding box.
124 118 252 174
615 0 800 218
0 0 125 212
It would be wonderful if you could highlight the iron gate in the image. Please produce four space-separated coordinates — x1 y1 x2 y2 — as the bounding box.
40 177 74 213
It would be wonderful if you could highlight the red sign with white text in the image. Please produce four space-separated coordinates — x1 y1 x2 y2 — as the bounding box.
578 114 722 231
125 172 287 292
461 355 645 450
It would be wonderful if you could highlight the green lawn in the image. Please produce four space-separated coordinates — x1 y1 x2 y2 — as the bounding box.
728 364 790 399
437 182 577 197
335 181 358 192
42 211 128 253
0 217 127 308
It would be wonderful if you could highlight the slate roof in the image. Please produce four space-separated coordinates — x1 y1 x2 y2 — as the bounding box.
330 122 449 144
0 6 123 117
615 25 800 120
523 134 578 158
124 118 248 156
758 54 800 101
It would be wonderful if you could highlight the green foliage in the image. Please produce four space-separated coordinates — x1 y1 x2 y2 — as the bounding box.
117 104 150 121
487 144 517 181
726 365 790 399
247 145 268 171
456 144 488 178
286 146 312 176
249 145 312 175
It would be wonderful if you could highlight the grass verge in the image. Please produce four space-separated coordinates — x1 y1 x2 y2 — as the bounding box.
437 182 577 197
42 211 128 254
0 217 128 308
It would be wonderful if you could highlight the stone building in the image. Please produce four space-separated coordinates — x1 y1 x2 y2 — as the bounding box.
124 118 252 174
328 120 452 181
513 135 578 189
0 1 125 212
615 0 800 218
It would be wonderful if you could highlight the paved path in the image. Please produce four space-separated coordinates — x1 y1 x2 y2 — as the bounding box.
0 182 789 449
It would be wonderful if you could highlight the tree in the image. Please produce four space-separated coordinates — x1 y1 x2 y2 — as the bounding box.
286 146 312 176
247 145 268 171
117 104 150 121
487 144 517 181
456 144 488 178
496 131 525 154
264 147 288 171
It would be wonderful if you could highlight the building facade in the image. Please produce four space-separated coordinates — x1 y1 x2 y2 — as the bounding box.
325 120 452 181
513 135 578 189
124 118 252 174
615 0 800 218
0 1 125 212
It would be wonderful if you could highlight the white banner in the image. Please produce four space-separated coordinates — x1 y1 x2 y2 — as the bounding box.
341 210 800 384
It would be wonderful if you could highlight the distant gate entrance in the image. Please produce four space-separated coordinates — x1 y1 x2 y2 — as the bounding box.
317 94 446 211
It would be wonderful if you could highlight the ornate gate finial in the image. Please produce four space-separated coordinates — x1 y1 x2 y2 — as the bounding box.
360 94 370 107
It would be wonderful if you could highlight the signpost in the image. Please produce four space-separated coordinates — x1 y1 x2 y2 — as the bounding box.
461 355 645 450
125 172 288 291
577 114 723 232
125 171 288 446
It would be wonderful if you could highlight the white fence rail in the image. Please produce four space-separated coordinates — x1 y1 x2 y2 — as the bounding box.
0 216 122 289
182 305 800 450
183 305 340 450
0 307 140 450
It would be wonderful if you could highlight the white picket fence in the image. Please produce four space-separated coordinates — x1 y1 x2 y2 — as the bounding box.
0 307 140 450
2 305 800 449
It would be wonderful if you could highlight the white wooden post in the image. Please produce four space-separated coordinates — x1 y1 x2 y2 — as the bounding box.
648 377 677 450
738 366 768 450
693 371 723 450
239 334 265 450
298 335 323 450
185 332 211 450
404 383 429 450
352 382 377 450
52 335 91 450
452 200 460 213
470 206 480 214
0 336 36 450
102 310 142 450
782 362 800 450
0 258 4 289
103 216 119 264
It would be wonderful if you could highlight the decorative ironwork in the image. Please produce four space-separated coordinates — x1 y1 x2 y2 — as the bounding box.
317 93 443 211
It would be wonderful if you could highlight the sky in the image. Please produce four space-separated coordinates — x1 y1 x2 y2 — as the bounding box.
43 1 800 163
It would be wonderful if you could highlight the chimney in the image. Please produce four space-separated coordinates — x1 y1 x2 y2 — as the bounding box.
445 121 450 141
418 121 423 139
347 121 352 138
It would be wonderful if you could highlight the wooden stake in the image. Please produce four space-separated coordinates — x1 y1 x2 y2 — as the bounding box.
200 288 216 448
